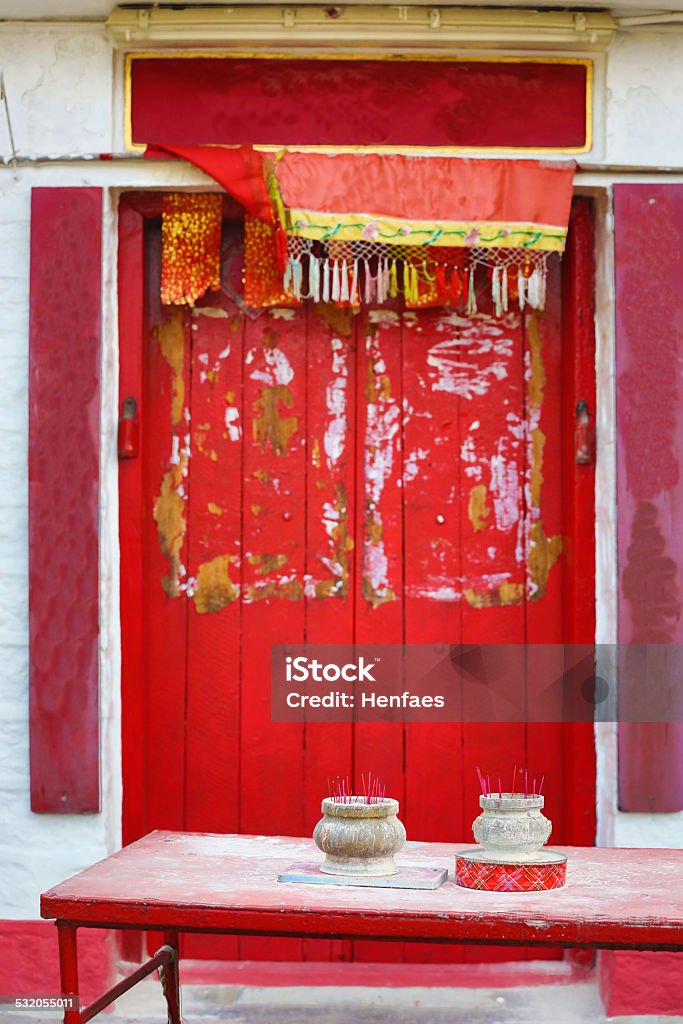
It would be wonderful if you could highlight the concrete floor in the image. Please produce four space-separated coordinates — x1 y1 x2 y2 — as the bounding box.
4 977 680 1024
176 981 676 1024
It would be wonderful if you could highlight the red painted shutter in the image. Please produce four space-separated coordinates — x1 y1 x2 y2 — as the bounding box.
29 188 102 812
615 184 683 812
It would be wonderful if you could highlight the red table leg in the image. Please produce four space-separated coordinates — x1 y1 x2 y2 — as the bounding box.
161 931 181 1024
57 923 80 1024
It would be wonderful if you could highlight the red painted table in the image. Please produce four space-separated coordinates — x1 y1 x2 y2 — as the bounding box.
41 831 683 1023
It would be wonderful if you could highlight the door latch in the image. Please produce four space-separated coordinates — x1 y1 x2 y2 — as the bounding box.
574 400 595 466
118 396 140 459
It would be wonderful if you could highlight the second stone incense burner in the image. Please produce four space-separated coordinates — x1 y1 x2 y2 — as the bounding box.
472 793 552 861
456 773 567 891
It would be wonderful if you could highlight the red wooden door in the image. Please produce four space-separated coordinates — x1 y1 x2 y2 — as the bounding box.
120 200 596 965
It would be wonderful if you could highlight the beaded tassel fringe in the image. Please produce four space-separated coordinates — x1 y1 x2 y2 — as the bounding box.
278 237 550 313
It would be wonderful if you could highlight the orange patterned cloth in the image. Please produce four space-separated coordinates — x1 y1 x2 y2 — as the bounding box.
243 215 300 309
161 193 222 306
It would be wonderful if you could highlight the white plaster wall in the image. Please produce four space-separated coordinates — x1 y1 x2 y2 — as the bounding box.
604 29 683 168
1 21 683 921
0 24 112 160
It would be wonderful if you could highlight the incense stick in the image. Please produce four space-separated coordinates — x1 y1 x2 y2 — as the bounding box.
474 766 545 801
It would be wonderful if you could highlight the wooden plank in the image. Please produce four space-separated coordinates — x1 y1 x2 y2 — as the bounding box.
561 198 597 647
119 201 146 850
117 201 148 964
184 276 243 836
353 306 406 964
240 306 308 961
614 185 683 812
401 306 464 965
142 231 191 835
29 187 102 813
558 199 597 847
523 262 567 964
181 251 245 961
40 832 683 952
302 303 356 965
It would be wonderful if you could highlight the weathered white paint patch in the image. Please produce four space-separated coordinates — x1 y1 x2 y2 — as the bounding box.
270 308 297 320
364 539 390 592
403 447 428 483
460 436 477 465
512 346 544 575
177 571 198 599
181 433 192 473
303 574 317 599
460 435 483 481
489 448 521 533
318 500 345 588
324 338 348 469
427 317 517 400
406 584 462 602
250 344 294 386
363 333 400 598
224 405 241 442
478 571 513 587
366 405 400 503
428 345 509 398
199 343 232 384
506 411 525 441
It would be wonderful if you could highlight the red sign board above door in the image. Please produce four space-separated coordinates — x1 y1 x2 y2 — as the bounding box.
126 54 591 153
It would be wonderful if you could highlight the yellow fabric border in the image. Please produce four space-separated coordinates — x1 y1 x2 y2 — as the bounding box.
285 210 568 253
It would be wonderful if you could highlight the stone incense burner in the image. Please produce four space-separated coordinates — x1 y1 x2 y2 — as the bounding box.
313 796 406 876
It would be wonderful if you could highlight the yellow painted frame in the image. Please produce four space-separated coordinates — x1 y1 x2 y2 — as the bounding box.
124 51 593 155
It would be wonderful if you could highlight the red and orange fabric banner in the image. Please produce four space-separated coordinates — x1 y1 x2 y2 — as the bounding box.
274 152 574 253
151 145 575 309
148 144 274 223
